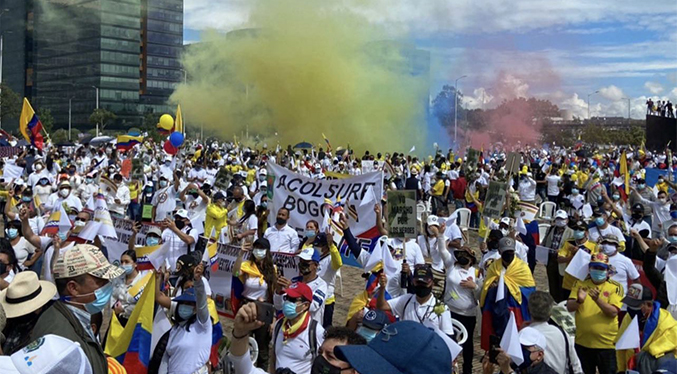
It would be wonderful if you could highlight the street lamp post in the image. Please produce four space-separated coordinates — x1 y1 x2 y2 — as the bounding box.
587 90 599 120
92 85 99 136
621 97 631 119
454 75 467 145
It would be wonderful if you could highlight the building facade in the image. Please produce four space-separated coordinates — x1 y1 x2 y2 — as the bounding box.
0 0 183 132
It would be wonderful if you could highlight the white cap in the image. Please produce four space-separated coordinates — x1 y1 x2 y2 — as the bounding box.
518 327 547 351
174 209 189 219
499 217 511 226
259 168 267 175
8 334 93 374
427 215 440 227
296 247 319 262
555 210 568 219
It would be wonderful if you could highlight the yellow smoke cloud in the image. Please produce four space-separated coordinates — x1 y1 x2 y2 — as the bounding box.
170 0 427 152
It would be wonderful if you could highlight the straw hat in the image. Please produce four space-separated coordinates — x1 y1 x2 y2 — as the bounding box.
0 271 57 318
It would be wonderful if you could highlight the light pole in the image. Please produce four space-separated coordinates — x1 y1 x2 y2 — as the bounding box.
68 96 75 141
454 75 467 145
587 90 599 120
92 85 99 136
621 97 631 119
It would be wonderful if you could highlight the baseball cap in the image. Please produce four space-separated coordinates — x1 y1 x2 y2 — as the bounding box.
335 321 452 374
622 283 654 309
653 357 677 374
213 192 226 201
284 282 313 302
362 309 389 331
146 226 162 238
4 334 93 374
413 264 433 283
572 220 588 231
518 327 547 351
297 247 321 262
499 217 511 226
52 244 124 280
177 254 198 270
173 287 197 303
313 233 329 247
259 168 267 175
426 215 440 227
555 210 568 219
174 209 189 219
592 206 607 217
498 237 516 253
600 234 619 245
632 203 644 212
589 252 609 269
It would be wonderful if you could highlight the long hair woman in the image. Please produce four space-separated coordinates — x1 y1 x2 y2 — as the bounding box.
232 238 277 368
111 250 149 326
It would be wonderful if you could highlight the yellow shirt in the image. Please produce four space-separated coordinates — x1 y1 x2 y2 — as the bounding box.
129 182 140 201
570 278 623 349
431 180 445 196
558 239 598 290
205 203 228 239
656 181 669 194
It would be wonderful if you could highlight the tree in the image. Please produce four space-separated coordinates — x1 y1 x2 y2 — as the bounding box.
141 112 162 142
432 85 465 129
0 83 22 123
51 129 69 145
37 108 55 134
89 108 117 134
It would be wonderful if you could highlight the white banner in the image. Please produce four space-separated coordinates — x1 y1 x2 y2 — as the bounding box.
108 217 157 265
209 243 299 317
267 163 383 239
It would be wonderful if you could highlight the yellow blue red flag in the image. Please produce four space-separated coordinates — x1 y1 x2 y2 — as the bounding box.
19 98 44 150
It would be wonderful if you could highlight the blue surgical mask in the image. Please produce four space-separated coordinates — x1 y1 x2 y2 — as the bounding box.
356 326 379 343
572 188 579 195
612 194 620 201
594 217 606 227
638 184 646 189
146 237 160 246
159 180 168 188
261 201 268 209
122 264 134 274
6 228 18 239
86 178 93 184
282 301 300 319
305 230 316 238
66 282 114 315
668 236 677 244
574 230 585 240
589 269 607 282
178 304 195 320
22 196 32 203
253 249 267 260
58 231 68 241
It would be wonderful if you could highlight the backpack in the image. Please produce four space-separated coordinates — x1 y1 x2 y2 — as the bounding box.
273 318 319 362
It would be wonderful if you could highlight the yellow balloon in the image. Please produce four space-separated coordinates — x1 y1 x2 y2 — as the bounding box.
158 114 174 131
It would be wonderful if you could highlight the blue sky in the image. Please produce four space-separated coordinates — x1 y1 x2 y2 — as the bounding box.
183 0 677 119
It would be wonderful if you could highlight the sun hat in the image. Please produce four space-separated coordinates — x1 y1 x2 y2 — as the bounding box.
52 244 124 280
0 271 57 318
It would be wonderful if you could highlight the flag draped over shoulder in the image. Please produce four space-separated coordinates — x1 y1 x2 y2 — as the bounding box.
105 276 155 373
479 259 536 350
19 98 44 150
116 135 144 151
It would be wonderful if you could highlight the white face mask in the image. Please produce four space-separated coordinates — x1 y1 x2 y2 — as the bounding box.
35 164 43 171
59 188 70 197
555 219 567 227
600 243 616 255
500 228 509 236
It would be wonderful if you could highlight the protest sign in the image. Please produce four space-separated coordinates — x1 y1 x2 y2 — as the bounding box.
483 181 507 219
209 244 299 318
108 217 158 265
386 190 417 238
505 152 520 175
3 163 24 180
131 158 144 181
361 160 384 174
213 167 233 191
267 163 383 238
465 148 480 174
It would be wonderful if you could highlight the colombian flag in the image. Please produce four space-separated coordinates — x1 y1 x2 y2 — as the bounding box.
322 133 332 151
41 206 72 235
479 259 535 351
105 276 155 373
135 244 162 271
201 242 219 272
19 98 44 150
116 135 144 152
207 299 224 367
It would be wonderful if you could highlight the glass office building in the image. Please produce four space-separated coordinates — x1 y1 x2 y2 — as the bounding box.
0 0 183 132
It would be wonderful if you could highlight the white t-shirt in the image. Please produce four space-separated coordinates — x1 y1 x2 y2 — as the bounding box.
608 253 640 298
588 224 627 244
274 276 328 324
546 175 561 196
444 265 478 317
165 316 212 374
387 294 455 336
273 317 325 374
162 227 199 271
518 177 537 201
151 185 177 221
356 239 425 298
12 237 36 269
417 234 448 272
242 275 268 301
263 225 300 254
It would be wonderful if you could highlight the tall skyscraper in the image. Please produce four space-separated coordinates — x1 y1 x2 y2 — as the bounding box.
0 0 183 132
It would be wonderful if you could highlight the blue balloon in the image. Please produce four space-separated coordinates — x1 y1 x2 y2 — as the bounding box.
169 131 184 147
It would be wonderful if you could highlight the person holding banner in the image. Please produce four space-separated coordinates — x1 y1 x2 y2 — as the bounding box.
275 247 328 324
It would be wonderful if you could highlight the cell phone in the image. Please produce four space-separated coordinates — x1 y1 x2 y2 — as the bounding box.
255 301 275 325
489 335 501 364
